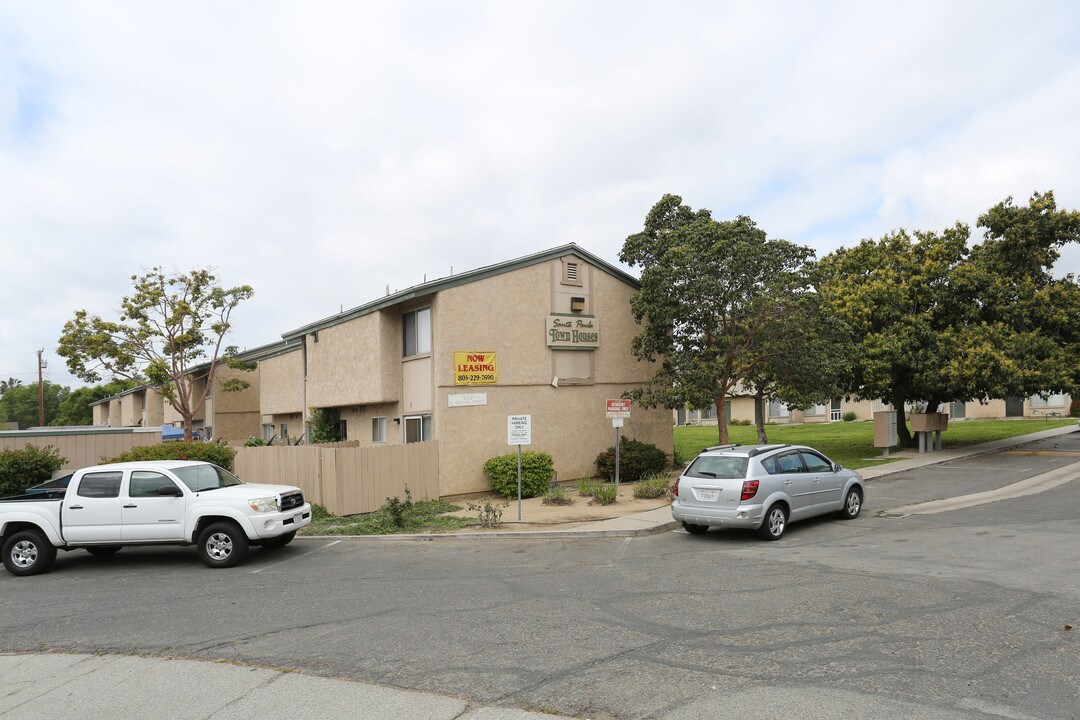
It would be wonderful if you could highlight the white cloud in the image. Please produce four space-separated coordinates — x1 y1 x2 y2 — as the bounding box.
1 1 1079 389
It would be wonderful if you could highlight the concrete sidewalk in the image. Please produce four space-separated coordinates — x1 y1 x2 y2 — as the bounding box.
3 424 1076 720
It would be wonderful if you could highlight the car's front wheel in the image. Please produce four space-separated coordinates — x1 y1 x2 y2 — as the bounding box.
3 529 57 576
682 522 708 535
197 522 250 568
757 504 788 541
839 488 863 519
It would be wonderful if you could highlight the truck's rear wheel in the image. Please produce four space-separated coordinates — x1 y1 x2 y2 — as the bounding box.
3 529 57 576
197 522 249 568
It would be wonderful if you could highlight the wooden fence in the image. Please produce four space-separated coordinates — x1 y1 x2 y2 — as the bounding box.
0 427 163 474
233 441 440 516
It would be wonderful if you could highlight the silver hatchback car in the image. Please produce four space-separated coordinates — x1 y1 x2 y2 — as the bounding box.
671 444 865 540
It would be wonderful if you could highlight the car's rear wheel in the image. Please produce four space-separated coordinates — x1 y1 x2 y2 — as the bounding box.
3 529 57 576
839 488 863 519
682 522 708 535
260 531 296 549
85 546 122 557
197 522 250 568
757 504 787 541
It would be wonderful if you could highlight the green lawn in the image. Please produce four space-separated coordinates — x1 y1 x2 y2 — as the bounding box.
674 418 1076 470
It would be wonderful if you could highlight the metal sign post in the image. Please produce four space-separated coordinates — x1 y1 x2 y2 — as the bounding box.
605 400 631 486
507 414 532 520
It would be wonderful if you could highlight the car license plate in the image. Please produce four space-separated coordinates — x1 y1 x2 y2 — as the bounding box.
696 489 719 502
294 512 304 524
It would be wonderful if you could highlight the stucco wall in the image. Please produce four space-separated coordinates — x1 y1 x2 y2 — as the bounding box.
432 256 672 495
260 350 305 416
306 311 400 408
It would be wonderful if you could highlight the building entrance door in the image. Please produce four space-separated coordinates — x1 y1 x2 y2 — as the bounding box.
1005 397 1025 417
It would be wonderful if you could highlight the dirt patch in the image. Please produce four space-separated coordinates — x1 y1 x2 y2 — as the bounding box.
442 482 672 533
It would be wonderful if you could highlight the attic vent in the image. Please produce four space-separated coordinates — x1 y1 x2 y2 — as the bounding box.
562 259 583 286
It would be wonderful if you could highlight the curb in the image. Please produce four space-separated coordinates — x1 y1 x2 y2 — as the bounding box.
303 519 681 542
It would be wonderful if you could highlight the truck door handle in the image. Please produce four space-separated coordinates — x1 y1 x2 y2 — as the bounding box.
123 504 138 508
69 505 83 510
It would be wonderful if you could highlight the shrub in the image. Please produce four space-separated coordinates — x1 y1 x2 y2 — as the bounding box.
0 444 66 497
730 418 752 426
592 483 618 505
483 451 554 499
578 479 601 497
467 498 509 527
310 503 333 521
1070 400 1080 418
101 441 236 471
542 486 573 505
382 486 413 528
594 437 669 482
842 411 858 422
243 436 267 447
633 474 670 499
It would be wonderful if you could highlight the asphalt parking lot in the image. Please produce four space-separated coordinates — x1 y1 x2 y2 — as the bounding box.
2 430 1078 719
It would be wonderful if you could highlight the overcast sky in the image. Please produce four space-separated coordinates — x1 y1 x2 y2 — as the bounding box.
3 1 1079 390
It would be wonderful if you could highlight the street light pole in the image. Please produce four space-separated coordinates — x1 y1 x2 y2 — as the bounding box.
37 349 44 427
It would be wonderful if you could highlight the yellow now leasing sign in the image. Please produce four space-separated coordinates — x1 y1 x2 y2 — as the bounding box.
454 351 498 385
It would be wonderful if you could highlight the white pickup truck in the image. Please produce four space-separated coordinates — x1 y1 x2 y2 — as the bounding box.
1 460 312 576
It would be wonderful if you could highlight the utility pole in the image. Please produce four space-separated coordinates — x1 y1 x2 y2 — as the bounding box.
37 349 45 427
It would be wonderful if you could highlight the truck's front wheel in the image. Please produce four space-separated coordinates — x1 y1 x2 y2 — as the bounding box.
197 522 250 569
3 529 57 577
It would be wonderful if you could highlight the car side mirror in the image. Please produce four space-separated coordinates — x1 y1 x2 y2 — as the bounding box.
832 463 843 473
158 485 183 497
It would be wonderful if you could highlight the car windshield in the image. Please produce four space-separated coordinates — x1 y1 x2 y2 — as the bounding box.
171 464 244 492
686 455 748 479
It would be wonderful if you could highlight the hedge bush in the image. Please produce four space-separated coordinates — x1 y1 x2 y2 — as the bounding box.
594 437 668 482
483 451 554 499
0 444 66 497
101 441 236 471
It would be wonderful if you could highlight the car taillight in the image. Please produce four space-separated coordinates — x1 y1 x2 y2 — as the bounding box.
741 480 759 501
672 480 679 497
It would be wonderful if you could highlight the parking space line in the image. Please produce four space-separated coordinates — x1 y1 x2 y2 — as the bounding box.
251 539 342 573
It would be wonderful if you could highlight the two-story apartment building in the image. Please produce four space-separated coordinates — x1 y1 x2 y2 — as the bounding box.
258 244 673 495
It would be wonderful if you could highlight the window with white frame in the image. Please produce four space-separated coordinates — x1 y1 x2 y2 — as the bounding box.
1030 393 1065 408
404 415 432 443
261 423 274 442
402 307 431 357
372 416 386 443
768 400 790 418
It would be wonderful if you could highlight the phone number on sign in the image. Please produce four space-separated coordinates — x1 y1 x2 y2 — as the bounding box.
456 373 497 384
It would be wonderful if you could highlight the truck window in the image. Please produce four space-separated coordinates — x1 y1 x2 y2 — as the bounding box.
78 472 123 498
129 471 180 498
172 464 243 492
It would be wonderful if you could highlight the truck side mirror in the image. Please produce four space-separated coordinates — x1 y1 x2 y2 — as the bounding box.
158 485 183 497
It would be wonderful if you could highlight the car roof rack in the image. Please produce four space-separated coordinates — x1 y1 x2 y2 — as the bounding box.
705 444 738 452
747 444 789 457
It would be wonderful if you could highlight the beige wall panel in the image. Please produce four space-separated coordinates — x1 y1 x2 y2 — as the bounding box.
589 269 659 385
436 264 552 387
402 357 433 415
108 399 121 427
260 350 305 416
966 400 1005 419
145 390 165 426
337 402 402 446
211 365 261 414
93 404 108 426
212 411 260 445
306 312 400 408
435 383 673 496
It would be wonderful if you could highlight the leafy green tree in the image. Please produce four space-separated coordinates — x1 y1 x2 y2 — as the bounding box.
57 268 254 441
818 191 1080 446
51 379 140 426
0 377 23 395
0 381 69 429
740 290 856 443
620 194 828 445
